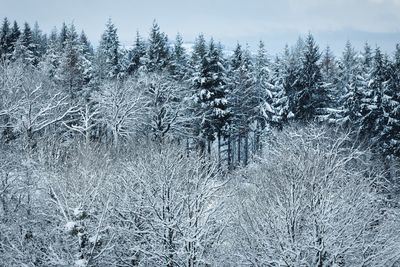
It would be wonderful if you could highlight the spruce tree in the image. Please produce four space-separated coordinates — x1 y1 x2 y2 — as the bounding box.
31 22 46 63
0 18 13 61
13 22 36 65
337 41 363 127
269 56 290 128
359 47 388 143
190 33 207 76
295 33 326 121
41 27 60 79
95 19 120 80
126 31 146 75
169 33 188 80
147 20 170 72
381 44 400 157
9 21 20 53
194 39 228 154
59 22 68 49
57 24 85 100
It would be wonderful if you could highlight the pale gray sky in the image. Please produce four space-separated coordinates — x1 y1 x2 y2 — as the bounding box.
1 0 400 54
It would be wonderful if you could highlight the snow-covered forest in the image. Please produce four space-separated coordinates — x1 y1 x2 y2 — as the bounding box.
1 17 400 266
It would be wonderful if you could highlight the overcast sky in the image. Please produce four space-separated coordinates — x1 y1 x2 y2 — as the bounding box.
1 0 400 54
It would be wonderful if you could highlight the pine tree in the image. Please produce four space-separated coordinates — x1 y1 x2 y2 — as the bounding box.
126 31 146 75
79 30 93 57
169 33 188 80
147 20 170 72
280 43 302 117
230 44 261 165
269 56 290 128
320 46 339 123
59 22 68 49
0 18 13 61
295 33 326 121
78 31 94 98
41 27 60 79
95 19 120 80
337 41 363 127
57 24 85 100
381 44 400 157
31 22 46 63
13 22 36 65
190 33 207 76
194 39 229 154
56 24 94 102
9 21 20 50
254 40 275 127
359 47 388 143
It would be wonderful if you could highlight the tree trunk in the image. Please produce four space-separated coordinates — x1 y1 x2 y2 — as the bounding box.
218 134 221 167
227 135 232 170
237 135 241 166
244 131 249 166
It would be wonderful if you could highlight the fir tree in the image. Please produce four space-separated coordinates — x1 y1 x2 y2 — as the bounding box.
147 20 170 72
9 21 20 49
359 47 388 142
295 33 326 121
13 22 36 65
190 33 207 76
194 39 228 154
0 18 13 61
337 41 363 127
169 33 188 80
59 22 68 49
41 27 60 79
381 44 400 157
31 22 46 63
269 56 290 128
126 31 146 75
95 18 120 80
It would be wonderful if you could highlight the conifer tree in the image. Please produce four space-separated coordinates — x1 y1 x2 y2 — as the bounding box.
337 41 363 127
269 56 290 128
0 18 13 61
295 33 326 121
41 27 60 79
57 24 85 100
169 33 188 80
126 31 146 75
13 22 36 65
147 20 170 72
381 44 400 157
59 22 68 49
194 39 228 154
9 21 21 52
31 22 46 63
95 19 120 80
359 47 388 143
190 33 207 76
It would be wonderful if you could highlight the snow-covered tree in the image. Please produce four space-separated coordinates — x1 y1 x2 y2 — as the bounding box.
169 33 188 80
94 19 120 80
380 44 400 157
0 18 13 61
194 39 229 155
295 33 327 121
92 78 144 149
146 20 170 72
126 31 147 75
336 41 364 127
229 125 398 266
113 144 227 266
359 47 388 143
13 22 36 65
